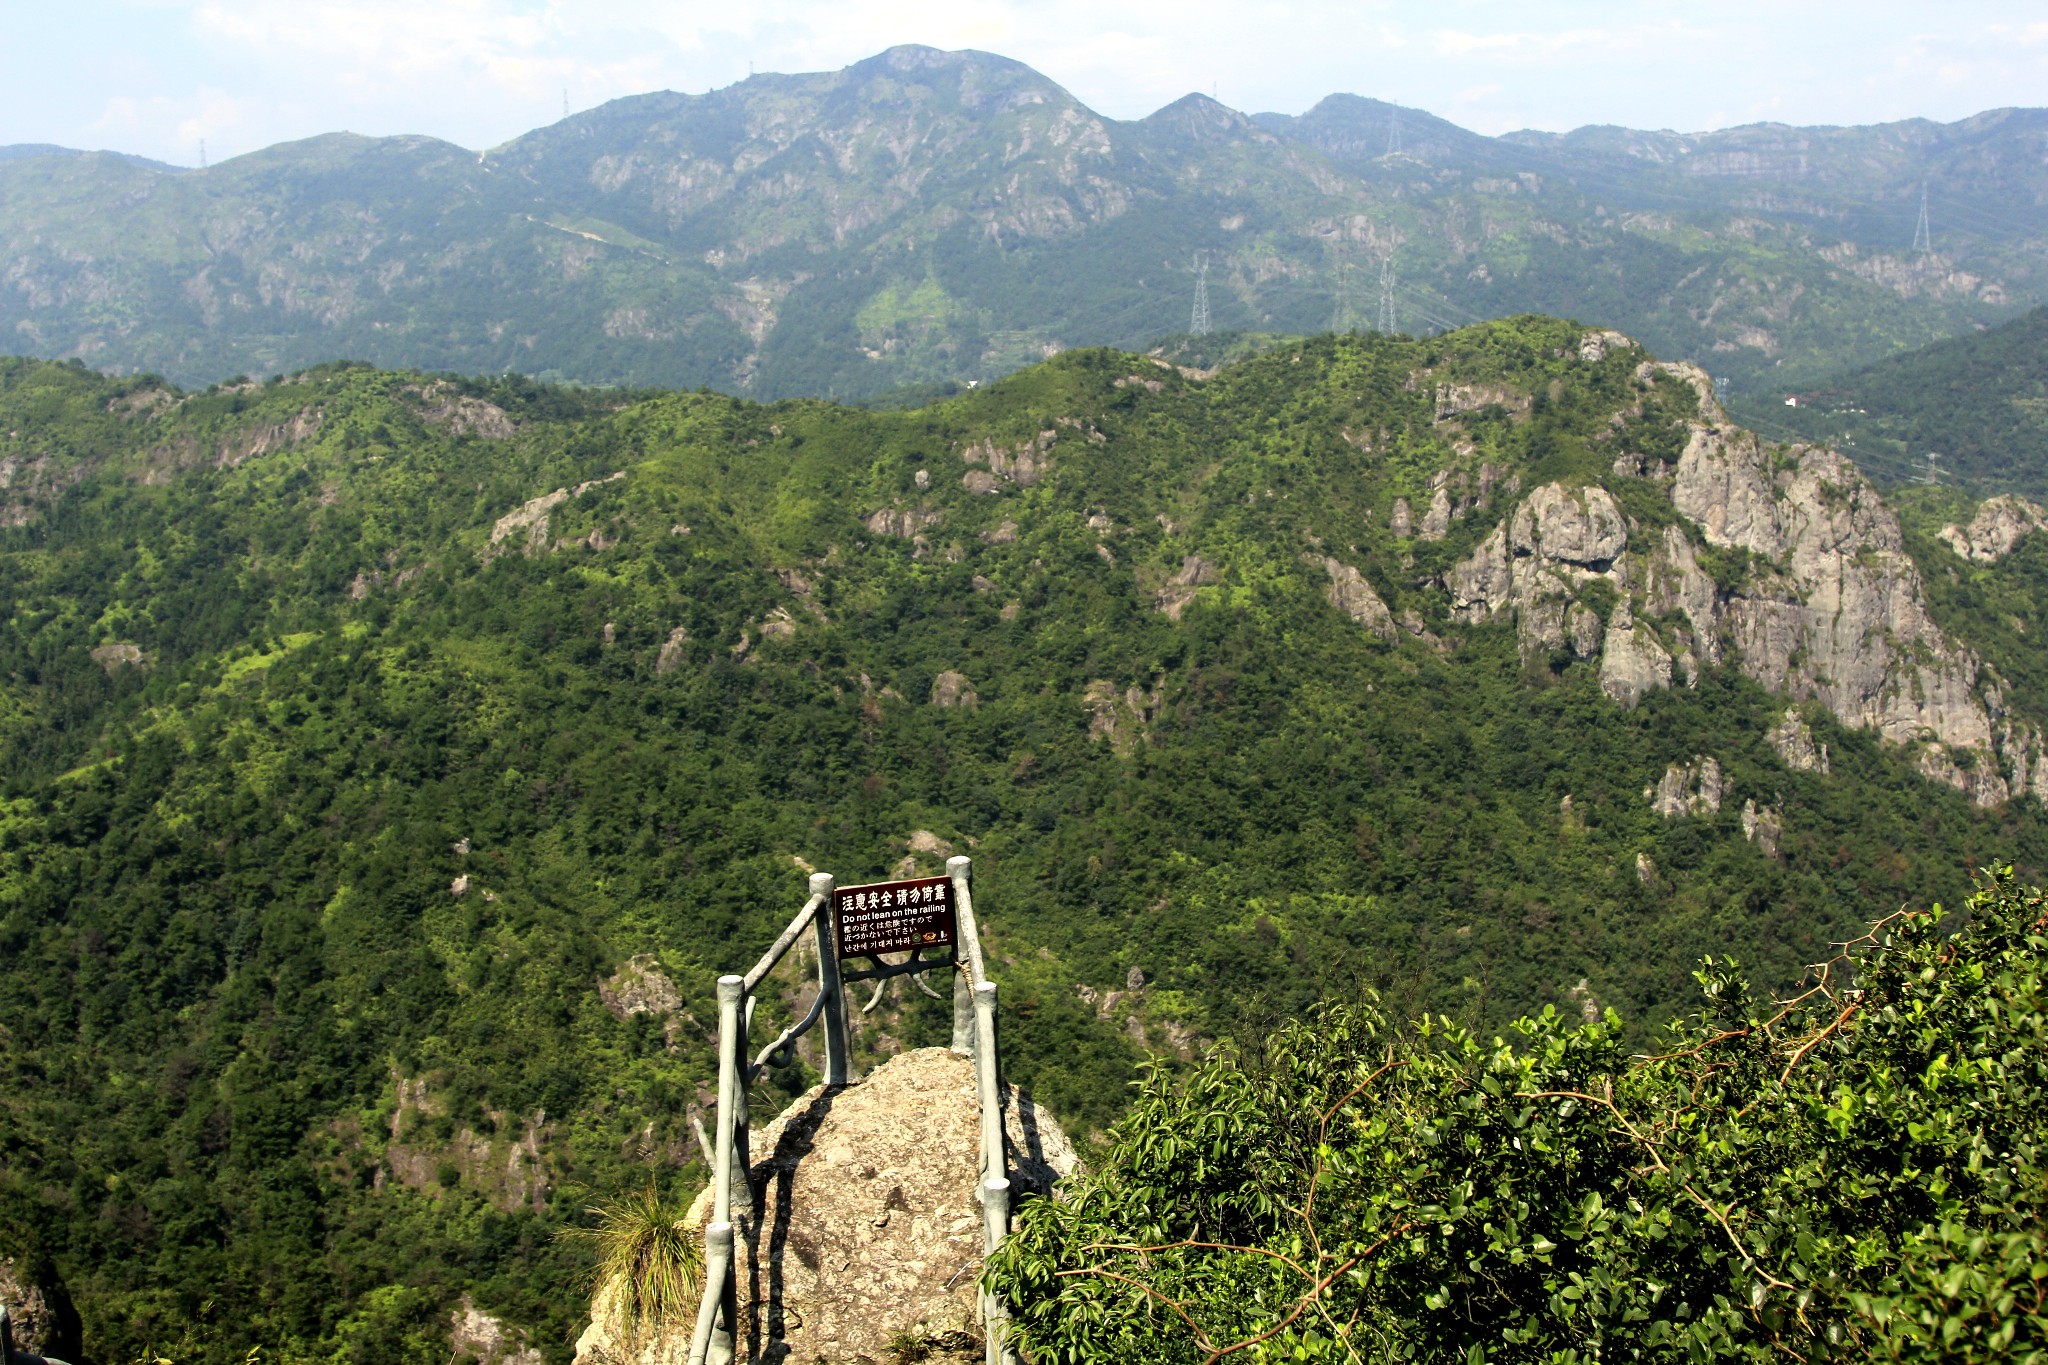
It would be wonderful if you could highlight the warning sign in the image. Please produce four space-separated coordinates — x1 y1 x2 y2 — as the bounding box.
834 876 956 959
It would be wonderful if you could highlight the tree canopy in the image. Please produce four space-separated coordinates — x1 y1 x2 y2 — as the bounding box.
989 868 2048 1363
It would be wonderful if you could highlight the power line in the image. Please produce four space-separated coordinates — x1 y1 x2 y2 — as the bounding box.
1191 252 1212 335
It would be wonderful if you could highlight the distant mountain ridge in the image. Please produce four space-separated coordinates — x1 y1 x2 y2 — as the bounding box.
1 45 2040 399
0 143 181 170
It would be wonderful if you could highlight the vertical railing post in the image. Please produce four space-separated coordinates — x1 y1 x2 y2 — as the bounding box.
688 1219 736 1365
950 854 983 1058
809 872 854 1086
973 981 1004 1191
948 855 985 985
692 975 751 1365
714 974 752 1220
951 961 975 1055
981 1176 1014 1365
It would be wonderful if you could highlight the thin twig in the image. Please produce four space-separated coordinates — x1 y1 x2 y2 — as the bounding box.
1777 1002 1860 1085
1518 1089 1673 1173
1053 1266 1213 1346
1201 1222 1408 1365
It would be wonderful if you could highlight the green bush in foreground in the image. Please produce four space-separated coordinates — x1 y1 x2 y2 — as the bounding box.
987 869 2048 1363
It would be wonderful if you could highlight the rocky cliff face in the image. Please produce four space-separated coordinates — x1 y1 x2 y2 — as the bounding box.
1451 353 2048 807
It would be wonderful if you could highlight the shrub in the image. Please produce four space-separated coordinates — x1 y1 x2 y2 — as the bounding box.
987 869 2048 1363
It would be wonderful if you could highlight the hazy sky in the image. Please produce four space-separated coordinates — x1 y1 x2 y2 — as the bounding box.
10 1 2048 166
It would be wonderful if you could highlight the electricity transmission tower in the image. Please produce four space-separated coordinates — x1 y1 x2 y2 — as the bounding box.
199 139 207 170
1912 183 1932 255
1191 252 1212 335
1386 105 1402 157
1376 254 1397 334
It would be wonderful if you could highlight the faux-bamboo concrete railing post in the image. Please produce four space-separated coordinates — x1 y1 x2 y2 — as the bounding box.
809 872 853 1086
716 974 752 1220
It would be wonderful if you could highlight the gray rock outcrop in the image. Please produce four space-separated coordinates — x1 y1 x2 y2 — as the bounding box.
1 1249 78 1362
1668 416 2039 805
1320 558 1398 640
1939 495 2048 564
1451 481 1637 664
451 1297 545 1365
1420 486 1454 541
1511 483 1627 567
1155 553 1220 619
930 671 980 709
1450 357 2048 806
1598 602 1672 707
1648 757 1723 819
1741 800 1783 858
1768 708 1830 774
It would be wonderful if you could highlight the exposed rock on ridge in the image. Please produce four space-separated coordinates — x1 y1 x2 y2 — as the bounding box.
1940 495 2048 564
1667 408 2039 805
1449 355 2048 805
1451 481 1631 674
1320 558 1397 640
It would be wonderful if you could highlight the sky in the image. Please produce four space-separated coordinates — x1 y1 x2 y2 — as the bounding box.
8 1 2048 167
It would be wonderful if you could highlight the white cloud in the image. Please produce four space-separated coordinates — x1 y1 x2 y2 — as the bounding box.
92 87 252 155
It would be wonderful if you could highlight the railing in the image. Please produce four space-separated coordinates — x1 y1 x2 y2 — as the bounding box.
687 855 1015 1365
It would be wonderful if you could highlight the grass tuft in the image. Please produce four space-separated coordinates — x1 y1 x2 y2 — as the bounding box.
559 1180 704 1333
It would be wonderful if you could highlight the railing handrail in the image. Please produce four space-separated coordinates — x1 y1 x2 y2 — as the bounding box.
688 858 1013 1365
741 889 824 993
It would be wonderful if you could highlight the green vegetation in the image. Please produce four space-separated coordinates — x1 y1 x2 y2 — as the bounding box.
987 868 2048 1363
0 319 2042 1361
558 1182 701 1335
1731 305 2048 496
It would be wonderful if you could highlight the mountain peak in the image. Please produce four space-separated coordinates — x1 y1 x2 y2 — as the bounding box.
1141 92 1259 141
848 43 1063 88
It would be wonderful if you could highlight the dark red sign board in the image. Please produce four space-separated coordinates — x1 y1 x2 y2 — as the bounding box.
834 876 956 959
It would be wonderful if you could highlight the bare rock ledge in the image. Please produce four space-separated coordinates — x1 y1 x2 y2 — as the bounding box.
575 1047 1075 1365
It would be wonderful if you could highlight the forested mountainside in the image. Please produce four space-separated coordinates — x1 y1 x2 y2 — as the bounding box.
1730 303 2048 495
3 317 2047 1360
2 45 2039 401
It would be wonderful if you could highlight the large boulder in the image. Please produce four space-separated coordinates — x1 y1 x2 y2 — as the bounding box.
575 1047 1075 1365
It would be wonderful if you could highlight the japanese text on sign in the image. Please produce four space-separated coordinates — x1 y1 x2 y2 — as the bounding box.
834 876 956 959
